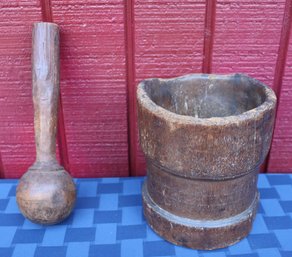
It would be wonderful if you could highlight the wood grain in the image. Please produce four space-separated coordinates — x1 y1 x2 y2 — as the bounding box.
16 22 76 225
39 0 70 172
32 22 60 164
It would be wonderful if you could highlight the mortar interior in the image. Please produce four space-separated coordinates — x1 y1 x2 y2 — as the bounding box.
144 75 266 119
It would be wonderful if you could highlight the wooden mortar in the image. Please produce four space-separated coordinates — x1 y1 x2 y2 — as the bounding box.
137 73 276 249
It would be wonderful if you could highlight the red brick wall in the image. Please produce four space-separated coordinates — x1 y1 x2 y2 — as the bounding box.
0 0 291 178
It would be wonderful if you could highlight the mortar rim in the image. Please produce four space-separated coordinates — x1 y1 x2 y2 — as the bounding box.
137 73 277 127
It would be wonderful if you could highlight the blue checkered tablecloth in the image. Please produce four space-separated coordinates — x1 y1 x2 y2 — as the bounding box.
0 174 291 257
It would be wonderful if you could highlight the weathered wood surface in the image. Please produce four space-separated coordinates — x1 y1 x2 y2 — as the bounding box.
16 22 76 225
137 74 277 249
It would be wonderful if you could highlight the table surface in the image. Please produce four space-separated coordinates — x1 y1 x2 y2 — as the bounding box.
0 174 291 257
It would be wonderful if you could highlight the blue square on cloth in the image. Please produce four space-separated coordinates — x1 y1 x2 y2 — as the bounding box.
256 248 282 257
12 229 45 244
5 198 20 213
121 206 144 225
89 243 121 257
95 224 117 244
275 185 292 201
78 181 98 197
143 241 175 257
273 229 292 250
0 247 14 257
280 201 292 213
118 195 142 207
99 195 118 210
42 225 67 246
8 185 16 197
66 242 90 257
0 214 25 226
250 214 269 234
72 209 94 227
263 216 292 230
280 251 292 257
267 175 292 186
22 219 43 229
258 175 271 188
0 180 17 184
34 246 67 257
122 179 143 195
121 239 143 257
116 224 147 240
12 244 36 257
228 254 259 257
94 210 122 224
0 227 17 247
75 197 99 209
0 184 13 198
248 233 280 249
257 203 265 214
261 199 285 216
97 183 123 194
64 227 96 242
0 199 8 210
259 188 280 199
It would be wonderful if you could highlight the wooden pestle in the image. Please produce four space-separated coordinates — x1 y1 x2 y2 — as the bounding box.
16 22 76 225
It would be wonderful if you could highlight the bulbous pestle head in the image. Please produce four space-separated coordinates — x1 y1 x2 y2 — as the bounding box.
16 165 76 225
16 22 76 225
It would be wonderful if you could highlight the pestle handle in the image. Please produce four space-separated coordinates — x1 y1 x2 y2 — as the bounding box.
32 22 60 164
